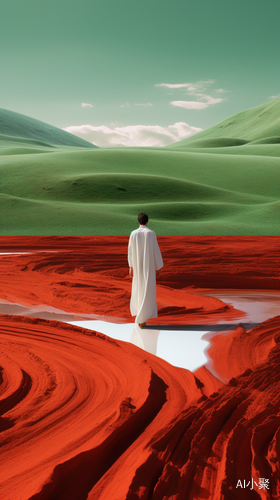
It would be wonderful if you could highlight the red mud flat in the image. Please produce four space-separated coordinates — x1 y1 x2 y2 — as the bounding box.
0 314 280 500
1 236 280 325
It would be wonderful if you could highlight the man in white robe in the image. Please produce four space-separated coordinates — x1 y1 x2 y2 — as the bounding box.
128 213 163 327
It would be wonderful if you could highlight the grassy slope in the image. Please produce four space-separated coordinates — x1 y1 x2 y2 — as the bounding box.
0 108 97 149
0 100 280 235
1 148 280 235
168 97 280 150
166 144 280 158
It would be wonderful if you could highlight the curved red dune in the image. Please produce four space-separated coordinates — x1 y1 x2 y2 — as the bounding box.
0 315 279 499
3 235 280 324
0 236 280 499
207 318 280 383
0 315 202 500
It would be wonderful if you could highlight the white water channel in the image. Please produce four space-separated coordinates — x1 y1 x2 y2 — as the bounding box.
1 251 279 371
1 289 279 372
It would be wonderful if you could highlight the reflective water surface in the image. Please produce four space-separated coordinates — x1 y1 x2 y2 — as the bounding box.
1 289 279 372
203 290 280 324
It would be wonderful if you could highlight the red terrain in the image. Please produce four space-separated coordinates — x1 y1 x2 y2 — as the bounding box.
0 236 279 499
0 236 279 323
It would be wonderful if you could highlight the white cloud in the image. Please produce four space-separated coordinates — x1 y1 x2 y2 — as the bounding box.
135 103 153 107
193 93 224 105
170 101 209 110
156 83 196 90
119 102 131 107
81 103 93 108
64 122 202 148
156 80 215 91
269 94 280 99
156 80 227 109
212 88 230 94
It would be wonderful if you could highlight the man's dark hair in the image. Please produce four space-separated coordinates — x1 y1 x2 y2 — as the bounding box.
138 212 148 225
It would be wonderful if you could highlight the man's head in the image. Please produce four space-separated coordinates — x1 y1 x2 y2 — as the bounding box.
138 212 148 225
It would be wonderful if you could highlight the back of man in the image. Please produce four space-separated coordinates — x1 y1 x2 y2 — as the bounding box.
128 214 163 326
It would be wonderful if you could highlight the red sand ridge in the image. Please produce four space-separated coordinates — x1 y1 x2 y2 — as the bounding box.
0 314 280 499
1 235 280 324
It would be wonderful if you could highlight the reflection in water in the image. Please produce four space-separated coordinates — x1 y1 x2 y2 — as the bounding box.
0 301 123 323
203 290 280 324
130 326 160 355
1 290 280 372
66 320 209 371
0 252 33 255
129 326 209 372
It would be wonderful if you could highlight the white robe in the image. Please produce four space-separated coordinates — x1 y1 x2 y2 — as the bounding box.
128 225 163 324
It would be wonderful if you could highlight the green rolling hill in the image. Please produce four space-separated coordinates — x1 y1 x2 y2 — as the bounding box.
167 97 280 150
0 100 280 235
0 108 97 149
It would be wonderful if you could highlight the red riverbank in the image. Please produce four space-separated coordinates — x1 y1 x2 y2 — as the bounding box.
0 314 279 499
1 236 279 324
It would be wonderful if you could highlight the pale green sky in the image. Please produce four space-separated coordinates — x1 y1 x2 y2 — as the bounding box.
1 0 279 146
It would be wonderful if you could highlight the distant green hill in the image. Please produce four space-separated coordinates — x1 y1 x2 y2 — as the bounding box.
168 97 280 151
0 100 280 235
0 108 97 149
